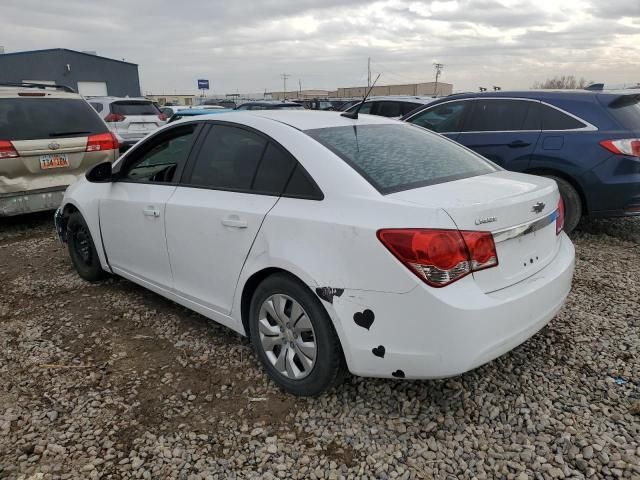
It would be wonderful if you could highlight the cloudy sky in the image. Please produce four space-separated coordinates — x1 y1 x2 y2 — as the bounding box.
2 0 639 95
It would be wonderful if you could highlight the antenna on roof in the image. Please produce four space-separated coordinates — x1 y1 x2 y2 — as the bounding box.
341 73 381 120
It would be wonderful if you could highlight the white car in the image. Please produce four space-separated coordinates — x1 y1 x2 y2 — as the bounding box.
88 97 167 149
54 111 575 396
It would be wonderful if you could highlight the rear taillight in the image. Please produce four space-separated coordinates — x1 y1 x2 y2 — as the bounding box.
0 140 19 159
556 197 565 235
158 113 168 121
377 229 498 287
600 139 640 157
104 113 126 122
86 132 119 152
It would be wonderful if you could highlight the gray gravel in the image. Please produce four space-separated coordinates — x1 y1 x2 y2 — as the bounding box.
1 212 639 479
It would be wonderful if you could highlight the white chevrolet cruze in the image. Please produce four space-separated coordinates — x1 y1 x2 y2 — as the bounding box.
55 110 575 396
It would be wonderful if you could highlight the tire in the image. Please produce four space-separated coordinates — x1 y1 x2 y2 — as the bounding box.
66 212 105 282
545 175 582 234
248 273 344 396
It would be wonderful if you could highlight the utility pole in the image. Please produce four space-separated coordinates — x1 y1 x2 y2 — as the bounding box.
298 79 302 97
367 57 371 89
433 63 444 95
281 73 290 100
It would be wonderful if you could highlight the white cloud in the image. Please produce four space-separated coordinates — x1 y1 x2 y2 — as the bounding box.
1 0 639 94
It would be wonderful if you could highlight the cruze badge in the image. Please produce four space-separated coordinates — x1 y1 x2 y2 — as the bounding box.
475 216 497 225
531 202 545 214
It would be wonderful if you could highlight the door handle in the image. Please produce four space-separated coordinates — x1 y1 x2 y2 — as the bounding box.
143 207 160 218
222 215 248 228
507 140 531 148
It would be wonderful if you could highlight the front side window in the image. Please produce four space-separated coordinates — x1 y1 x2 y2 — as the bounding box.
307 124 496 194
122 126 196 183
408 101 470 133
187 125 267 190
464 99 536 132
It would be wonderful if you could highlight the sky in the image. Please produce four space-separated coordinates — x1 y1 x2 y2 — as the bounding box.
2 0 639 95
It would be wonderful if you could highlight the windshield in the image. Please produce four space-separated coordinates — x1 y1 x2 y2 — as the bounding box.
0 98 108 140
306 124 497 194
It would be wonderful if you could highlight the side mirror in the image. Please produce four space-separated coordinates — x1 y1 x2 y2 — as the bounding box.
86 161 113 183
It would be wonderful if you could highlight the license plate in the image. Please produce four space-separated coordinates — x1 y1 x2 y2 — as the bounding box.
129 123 154 132
40 153 69 169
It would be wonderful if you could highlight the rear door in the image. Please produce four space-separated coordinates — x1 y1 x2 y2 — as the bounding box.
0 96 116 194
165 123 298 314
404 100 473 141
455 99 542 171
100 123 200 288
109 100 165 141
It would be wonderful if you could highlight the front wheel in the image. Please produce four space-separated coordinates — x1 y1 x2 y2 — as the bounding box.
545 175 582 233
67 212 105 282
248 274 344 396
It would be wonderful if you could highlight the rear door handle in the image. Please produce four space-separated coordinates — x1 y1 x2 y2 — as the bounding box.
507 140 531 148
143 207 160 218
222 215 248 228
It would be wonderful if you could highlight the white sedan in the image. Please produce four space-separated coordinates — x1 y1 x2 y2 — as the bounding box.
54 111 575 396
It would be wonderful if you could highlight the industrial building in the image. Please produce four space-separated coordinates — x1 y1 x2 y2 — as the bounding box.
0 48 141 97
269 82 453 100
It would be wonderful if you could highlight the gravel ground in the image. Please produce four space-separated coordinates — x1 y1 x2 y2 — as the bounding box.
0 213 639 479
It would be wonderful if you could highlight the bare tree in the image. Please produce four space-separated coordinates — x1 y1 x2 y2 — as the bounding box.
532 75 593 89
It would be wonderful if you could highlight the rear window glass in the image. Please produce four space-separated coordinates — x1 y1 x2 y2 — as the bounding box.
306 124 497 194
111 101 159 115
608 95 640 130
0 98 108 140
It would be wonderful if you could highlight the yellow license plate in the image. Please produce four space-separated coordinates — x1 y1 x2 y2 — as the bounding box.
40 153 70 169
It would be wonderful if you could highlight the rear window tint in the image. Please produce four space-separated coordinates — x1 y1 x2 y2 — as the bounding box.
111 101 159 115
306 124 497 194
0 98 108 140
608 95 640 130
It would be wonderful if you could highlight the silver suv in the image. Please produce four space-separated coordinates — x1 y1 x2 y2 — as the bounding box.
88 97 167 149
0 82 118 216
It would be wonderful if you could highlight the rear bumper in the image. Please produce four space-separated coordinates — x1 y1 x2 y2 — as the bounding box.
328 233 575 379
0 186 66 216
583 155 640 218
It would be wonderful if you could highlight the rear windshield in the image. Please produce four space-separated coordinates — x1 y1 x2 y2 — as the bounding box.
111 101 160 115
306 124 497 194
0 98 108 140
608 95 640 130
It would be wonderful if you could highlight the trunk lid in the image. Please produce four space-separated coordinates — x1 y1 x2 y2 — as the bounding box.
389 171 561 292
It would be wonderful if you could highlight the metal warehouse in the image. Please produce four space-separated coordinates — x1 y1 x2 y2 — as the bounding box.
0 48 141 97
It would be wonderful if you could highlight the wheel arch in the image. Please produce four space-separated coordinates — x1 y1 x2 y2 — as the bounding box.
524 168 589 215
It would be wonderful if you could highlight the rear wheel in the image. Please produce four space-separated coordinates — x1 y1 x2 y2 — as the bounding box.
67 212 105 282
248 274 344 396
545 175 582 233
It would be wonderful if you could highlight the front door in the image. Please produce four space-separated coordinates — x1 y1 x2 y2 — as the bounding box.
100 123 199 288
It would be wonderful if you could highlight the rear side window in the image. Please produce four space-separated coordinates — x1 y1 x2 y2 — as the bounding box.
540 104 586 130
408 101 470 133
111 101 160 116
187 125 267 190
307 124 497 194
0 98 108 140
252 143 296 194
607 95 640 130
464 99 535 132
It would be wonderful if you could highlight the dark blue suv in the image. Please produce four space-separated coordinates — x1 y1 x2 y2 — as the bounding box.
401 90 640 232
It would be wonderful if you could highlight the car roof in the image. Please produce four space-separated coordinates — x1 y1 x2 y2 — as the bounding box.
89 96 153 102
429 90 636 103
365 95 440 103
174 108 234 115
192 110 400 131
0 86 82 99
